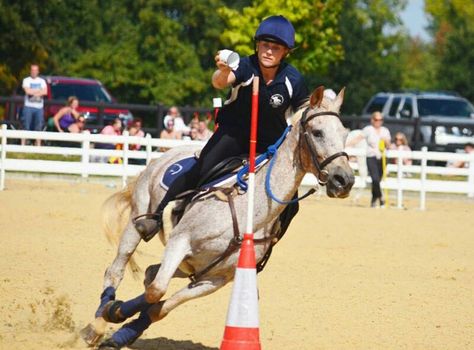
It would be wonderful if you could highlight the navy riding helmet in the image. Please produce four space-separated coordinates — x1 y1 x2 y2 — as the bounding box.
254 15 295 49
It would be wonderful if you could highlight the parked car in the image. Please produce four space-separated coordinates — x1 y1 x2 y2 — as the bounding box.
361 91 474 151
12 76 133 133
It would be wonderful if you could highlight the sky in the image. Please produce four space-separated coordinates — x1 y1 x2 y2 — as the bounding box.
400 0 430 41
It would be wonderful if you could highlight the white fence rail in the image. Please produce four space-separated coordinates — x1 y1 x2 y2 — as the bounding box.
1 125 473 209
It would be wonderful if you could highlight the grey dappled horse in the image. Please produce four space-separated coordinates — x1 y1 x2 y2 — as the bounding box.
81 86 355 347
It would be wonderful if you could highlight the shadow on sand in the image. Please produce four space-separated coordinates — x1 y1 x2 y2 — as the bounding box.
129 337 219 350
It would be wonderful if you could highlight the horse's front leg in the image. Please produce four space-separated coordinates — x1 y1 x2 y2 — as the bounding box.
81 221 142 346
145 234 191 303
98 276 228 349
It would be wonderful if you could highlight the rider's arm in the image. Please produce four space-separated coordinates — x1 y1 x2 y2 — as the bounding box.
212 52 236 89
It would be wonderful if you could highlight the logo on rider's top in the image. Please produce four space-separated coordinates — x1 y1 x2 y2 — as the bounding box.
269 94 284 108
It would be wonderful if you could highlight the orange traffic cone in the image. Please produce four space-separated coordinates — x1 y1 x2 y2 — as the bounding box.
220 233 261 350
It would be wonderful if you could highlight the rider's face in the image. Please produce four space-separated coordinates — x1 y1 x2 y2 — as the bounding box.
256 41 289 68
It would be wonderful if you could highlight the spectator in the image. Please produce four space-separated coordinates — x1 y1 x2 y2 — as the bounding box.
21 64 47 146
163 106 190 136
127 118 145 151
92 118 123 163
189 127 199 140
160 119 182 140
347 111 391 208
127 118 146 165
195 120 213 141
448 142 474 168
52 96 84 133
390 132 412 166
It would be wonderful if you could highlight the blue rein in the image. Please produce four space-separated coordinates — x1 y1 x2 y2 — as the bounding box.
236 125 316 205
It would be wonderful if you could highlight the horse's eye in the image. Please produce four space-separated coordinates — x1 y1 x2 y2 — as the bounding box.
312 129 323 138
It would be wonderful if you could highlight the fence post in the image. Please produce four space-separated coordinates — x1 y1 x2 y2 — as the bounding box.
156 104 165 138
468 153 474 198
396 151 403 209
81 130 90 178
122 131 129 188
419 146 428 210
145 133 152 165
0 124 7 190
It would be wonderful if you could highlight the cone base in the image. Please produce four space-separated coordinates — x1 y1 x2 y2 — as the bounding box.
220 326 261 350
220 339 261 350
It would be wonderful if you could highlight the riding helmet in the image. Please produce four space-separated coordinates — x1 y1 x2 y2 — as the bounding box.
254 15 295 49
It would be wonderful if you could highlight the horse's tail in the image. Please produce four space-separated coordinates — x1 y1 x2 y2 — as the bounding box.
102 177 141 279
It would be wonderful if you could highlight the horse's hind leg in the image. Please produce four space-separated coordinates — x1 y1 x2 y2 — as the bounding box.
81 221 142 346
99 277 228 349
101 264 188 324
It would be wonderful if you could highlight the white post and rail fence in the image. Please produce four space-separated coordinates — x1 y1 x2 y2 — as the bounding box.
1 124 473 209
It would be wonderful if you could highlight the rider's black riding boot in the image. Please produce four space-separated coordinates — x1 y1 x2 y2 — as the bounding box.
134 207 164 242
134 173 189 242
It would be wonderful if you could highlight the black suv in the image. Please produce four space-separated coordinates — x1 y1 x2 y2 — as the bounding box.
362 91 474 151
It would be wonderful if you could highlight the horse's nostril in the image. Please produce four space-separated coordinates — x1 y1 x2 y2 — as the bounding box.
333 174 345 187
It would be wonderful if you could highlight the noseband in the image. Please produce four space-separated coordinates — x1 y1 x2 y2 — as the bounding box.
300 108 349 185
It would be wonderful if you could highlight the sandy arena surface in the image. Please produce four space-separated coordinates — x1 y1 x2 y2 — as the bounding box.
0 177 473 350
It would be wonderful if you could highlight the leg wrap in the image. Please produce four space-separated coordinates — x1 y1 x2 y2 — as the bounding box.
95 286 116 318
110 311 152 347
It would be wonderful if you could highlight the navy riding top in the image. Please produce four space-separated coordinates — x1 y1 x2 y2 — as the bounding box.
216 54 309 147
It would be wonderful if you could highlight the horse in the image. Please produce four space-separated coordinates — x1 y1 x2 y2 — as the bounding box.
81 86 355 348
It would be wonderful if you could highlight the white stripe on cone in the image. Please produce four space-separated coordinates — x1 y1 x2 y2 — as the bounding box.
225 268 259 327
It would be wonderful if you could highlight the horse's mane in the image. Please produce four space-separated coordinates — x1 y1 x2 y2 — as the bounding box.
288 100 310 126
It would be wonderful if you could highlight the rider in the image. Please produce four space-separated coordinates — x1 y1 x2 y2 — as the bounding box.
134 15 309 241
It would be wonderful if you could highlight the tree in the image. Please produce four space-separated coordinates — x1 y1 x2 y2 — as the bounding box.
426 0 474 101
319 0 408 115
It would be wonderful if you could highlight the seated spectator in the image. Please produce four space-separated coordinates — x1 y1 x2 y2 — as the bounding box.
53 96 83 133
195 120 213 141
127 118 146 165
189 127 199 140
448 142 474 168
100 118 123 163
390 132 412 166
159 119 181 152
96 118 122 149
127 118 145 151
160 119 182 140
163 106 190 136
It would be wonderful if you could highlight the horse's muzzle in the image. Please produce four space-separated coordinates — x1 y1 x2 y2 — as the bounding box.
326 166 355 198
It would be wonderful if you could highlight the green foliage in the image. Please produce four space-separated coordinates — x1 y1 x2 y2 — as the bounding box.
426 0 474 101
400 37 439 91
319 0 407 114
8 0 473 115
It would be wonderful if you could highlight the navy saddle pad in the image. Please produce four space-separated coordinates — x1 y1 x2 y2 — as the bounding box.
160 156 243 191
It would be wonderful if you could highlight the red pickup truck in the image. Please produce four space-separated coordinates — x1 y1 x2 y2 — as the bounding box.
11 76 133 133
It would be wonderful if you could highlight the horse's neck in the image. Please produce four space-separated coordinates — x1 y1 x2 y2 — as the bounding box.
254 125 306 208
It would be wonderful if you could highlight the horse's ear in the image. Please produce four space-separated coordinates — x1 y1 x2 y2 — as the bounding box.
310 86 325 108
334 87 346 112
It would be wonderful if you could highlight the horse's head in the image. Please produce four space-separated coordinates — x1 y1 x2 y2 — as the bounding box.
296 86 355 198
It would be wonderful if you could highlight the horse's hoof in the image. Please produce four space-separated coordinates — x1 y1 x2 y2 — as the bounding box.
98 338 122 350
79 322 104 346
102 300 127 324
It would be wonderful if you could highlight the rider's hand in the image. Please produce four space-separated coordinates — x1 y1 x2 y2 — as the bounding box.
215 51 232 72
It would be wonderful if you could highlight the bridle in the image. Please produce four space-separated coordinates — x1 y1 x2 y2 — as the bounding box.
299 108 349 185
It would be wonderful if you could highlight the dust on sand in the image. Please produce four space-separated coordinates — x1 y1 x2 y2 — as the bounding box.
0 178 472 349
